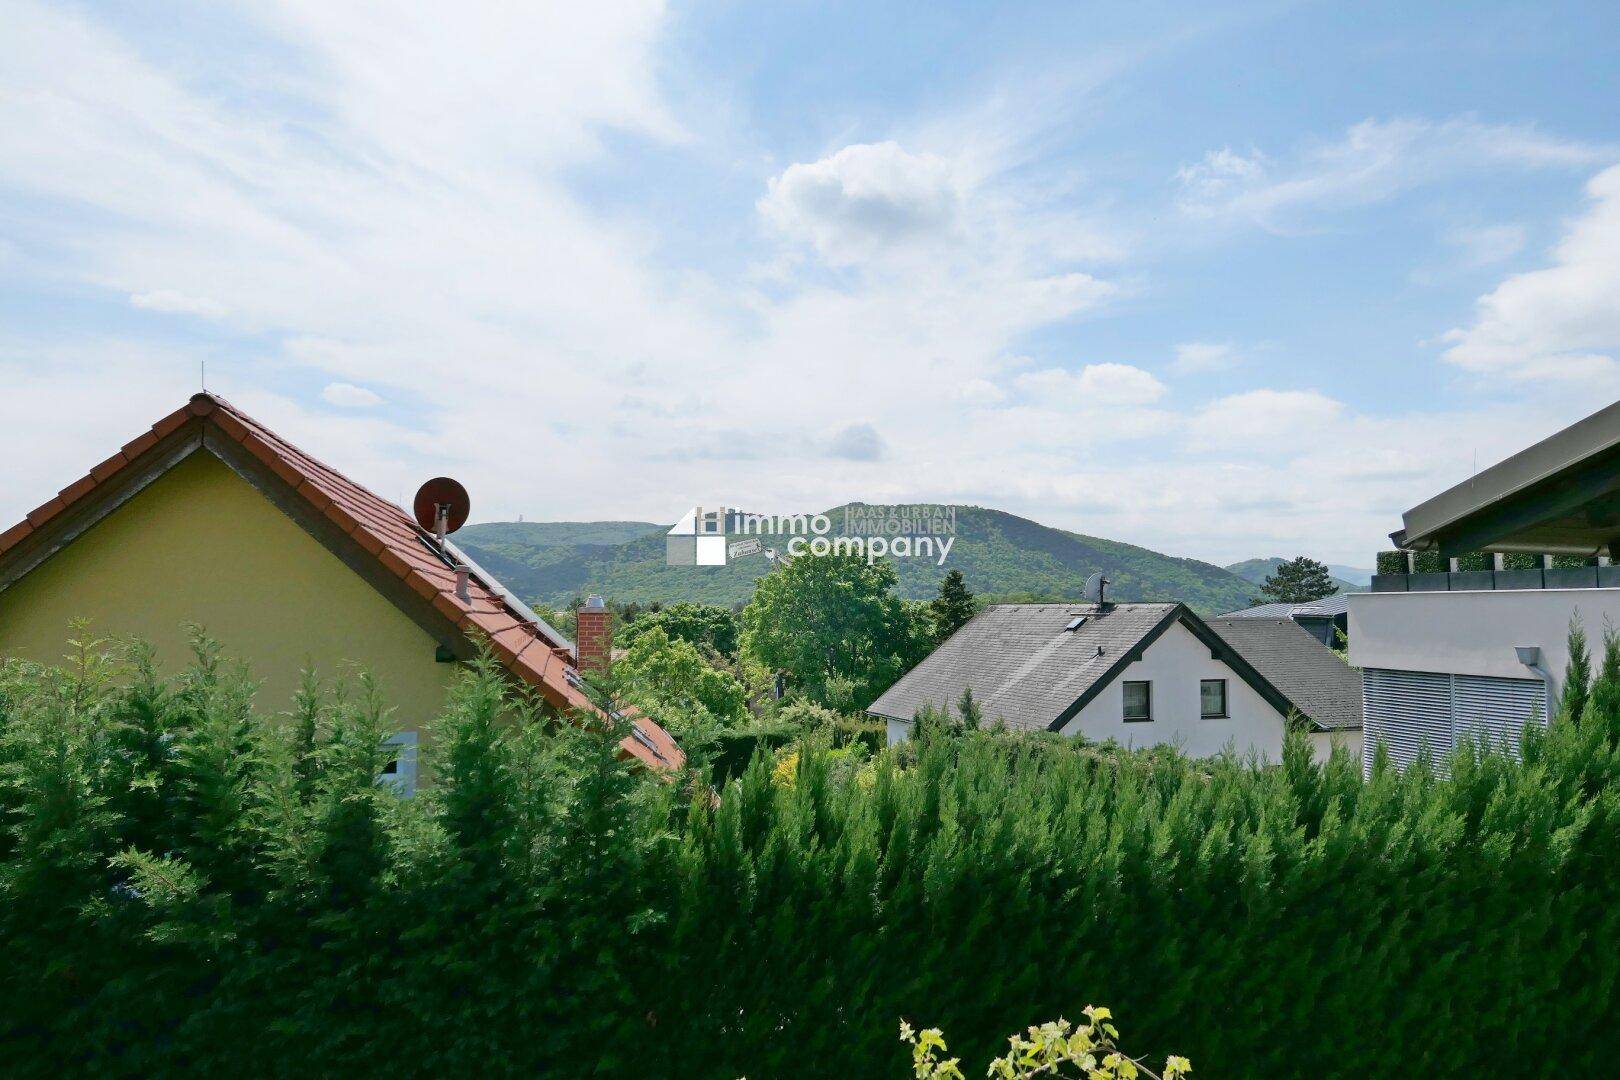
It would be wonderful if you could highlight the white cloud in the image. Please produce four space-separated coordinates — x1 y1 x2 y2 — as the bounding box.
1188 388 1343 449
1443 223 1527 269
1014 363 1166 407
320 381 383 408
1177 118 1612 229
1172 342 1237 374
129 289 226 318
759 142 960 265
1441 165 1620 380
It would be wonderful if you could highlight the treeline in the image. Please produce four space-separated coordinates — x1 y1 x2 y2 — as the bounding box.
3 631 1620 1076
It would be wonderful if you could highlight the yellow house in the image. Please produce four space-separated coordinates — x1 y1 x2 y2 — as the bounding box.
0 392 682 785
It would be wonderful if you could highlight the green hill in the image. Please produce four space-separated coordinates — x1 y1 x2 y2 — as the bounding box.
1224 557 1367 595
457 505 1258 616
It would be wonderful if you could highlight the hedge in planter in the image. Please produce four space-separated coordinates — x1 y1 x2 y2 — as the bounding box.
1454 551 1492 572
1501 552 1543 571
1411 550 1447 574
1375 550 1409 575
1552 554 1599 569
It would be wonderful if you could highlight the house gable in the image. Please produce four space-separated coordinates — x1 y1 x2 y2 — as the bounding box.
1057 618 1292 759
0 451 459 738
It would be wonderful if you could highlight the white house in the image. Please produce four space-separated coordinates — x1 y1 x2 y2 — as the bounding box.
869 602 1362 763
1349 398 1620 775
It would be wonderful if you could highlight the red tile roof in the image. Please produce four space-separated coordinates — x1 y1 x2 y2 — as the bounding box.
0 392 683 772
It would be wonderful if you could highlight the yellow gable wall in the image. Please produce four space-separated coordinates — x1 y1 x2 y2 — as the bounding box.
0 451 457 746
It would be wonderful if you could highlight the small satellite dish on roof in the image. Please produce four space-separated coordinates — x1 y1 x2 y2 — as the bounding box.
413 477 470 540
1083 571 1109 606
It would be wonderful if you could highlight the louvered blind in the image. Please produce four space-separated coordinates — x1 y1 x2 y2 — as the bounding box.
1454 674 1546 757
1362 668 1547 778
1362 669 1454 777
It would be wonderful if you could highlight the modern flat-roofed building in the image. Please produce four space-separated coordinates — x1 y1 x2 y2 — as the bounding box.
1349 399 1620 775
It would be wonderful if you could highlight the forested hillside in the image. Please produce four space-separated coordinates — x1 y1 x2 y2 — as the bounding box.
457 505 1257 615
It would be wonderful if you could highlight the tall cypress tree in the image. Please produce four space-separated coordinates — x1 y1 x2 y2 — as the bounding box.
930 568 978 643
1563 613 1593 722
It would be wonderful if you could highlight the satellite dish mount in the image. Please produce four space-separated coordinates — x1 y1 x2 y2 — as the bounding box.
413 477 471 544
1083 571 1111 609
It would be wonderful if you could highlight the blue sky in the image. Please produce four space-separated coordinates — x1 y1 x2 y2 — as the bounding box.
2 0 1618 566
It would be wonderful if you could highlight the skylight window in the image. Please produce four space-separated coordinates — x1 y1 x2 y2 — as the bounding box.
1064 616 1087 631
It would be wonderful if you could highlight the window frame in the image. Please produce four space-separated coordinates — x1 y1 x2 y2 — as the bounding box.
379 730 420 796
1200 678 1229 720
1121 680 1152 722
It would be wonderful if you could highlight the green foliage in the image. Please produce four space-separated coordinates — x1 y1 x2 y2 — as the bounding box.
740 553 932 709
1501 552 1543 571
1409 550 1448 575
1375 550 1409 575
1257 556 1338 602
1551 553 1598 569
615 625 749 739
930 569 978 643
6 634 1620 1075
1454 550 1492 572
1565 614 1593 724
616 601 740 659
905 1008 1190 1080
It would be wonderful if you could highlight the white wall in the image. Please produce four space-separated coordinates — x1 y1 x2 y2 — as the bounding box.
1059 621 1293 760
1349 587 1620 697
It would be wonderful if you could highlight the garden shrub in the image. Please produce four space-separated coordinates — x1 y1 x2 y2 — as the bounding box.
1374 550 1408 575
3 628 1620 1077
1501 552 1543 571
1453 550 1492 572
1551 553 1598 569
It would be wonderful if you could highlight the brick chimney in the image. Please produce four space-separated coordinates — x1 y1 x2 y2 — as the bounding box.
576 594 613 675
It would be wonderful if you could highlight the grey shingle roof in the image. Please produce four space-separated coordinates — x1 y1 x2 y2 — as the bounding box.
1219 593 1351 619
868 602 1363 735
1206 617 1362 731
867 603 1179 732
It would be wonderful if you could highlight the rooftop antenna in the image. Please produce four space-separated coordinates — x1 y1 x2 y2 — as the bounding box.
1083 571 1110 609
200 360 206 391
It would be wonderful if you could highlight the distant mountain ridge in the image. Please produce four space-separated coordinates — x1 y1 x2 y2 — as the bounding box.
457 505 1260 616
1224 557 1370 595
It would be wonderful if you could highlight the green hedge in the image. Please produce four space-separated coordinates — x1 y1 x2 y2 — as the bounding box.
1410 550 1447 573
4 633 1620 1077
1551 554 1599 569
1501 552 1543 571
1374 550 1408 575
1453 551 1492 572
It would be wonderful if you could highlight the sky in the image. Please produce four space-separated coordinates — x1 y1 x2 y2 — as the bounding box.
2 0 1618 568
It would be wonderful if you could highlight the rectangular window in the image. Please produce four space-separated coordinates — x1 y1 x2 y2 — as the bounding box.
1200 679 1228 719
1122 680 1152 722
379 731 419 796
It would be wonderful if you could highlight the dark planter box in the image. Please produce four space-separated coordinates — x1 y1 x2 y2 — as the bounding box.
1408 572 1450 592
1370 573 1408 593
1448 570 1495 592
1600 565 1620 588
1545 566 1599 589
1494 569 1544 590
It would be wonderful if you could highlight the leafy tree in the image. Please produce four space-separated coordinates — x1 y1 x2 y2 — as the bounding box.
740 553 928 709
1257 556 1337 603
616 601 740 659
929 569 978 643
615 625 748 741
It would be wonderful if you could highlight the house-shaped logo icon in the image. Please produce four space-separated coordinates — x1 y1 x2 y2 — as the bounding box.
667 506 729 566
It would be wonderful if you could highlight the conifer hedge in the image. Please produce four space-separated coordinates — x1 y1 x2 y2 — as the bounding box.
3 630 1620 1076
